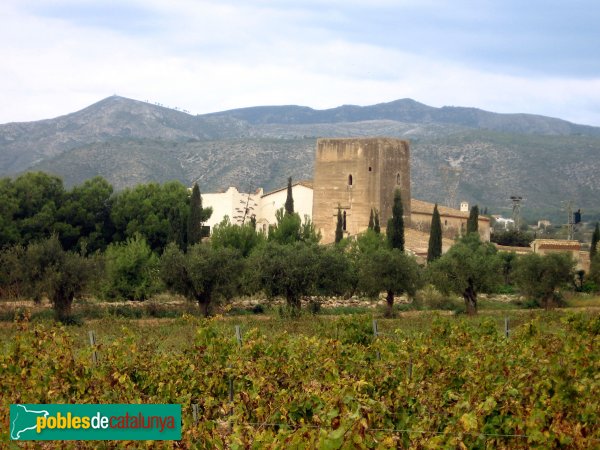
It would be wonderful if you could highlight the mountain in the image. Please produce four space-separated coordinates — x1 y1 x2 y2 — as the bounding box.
1 95 600 221
206 99 600 136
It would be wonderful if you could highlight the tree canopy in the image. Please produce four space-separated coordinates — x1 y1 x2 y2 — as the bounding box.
514 252 575 309
160 243 243 316
428 234 501 315
386 189 405 251
427 203 442 262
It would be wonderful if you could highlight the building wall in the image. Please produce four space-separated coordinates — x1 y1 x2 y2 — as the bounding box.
411 211 491 241
257 184 313 234
202 187 261 232
201 184 313 235
312 138 410 244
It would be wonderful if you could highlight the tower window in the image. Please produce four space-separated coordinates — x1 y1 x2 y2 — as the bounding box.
368 166 372 172
348 174 353 186
343 211 347 231
396 173 401 185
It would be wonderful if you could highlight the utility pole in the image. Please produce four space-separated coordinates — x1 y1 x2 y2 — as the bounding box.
566 200 574 240
510 196 523 230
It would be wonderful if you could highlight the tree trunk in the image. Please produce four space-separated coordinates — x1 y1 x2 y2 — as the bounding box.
286 293 301 317
385 290 394 318
462 279 477 315
53 291 74 322
198 293 211 317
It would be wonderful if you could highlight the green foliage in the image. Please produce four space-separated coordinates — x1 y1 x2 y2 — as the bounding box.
18 235 96 321
0 178 20 248
335 206 343 243
285 176 294 215
415 285 462 311
315 246 355 298
368 209 374 230
8 172 66 245
591 222 600 259
514 252 576 309
160 243 243 316
491 229 533 247
211 217 265 258
101 234 161 301
253 242 320 312
2 313 597 448
0 244 26 299
187 183 212 246
589 253 600 290
268 209 320 245
373 210 380 234
427 203 442 262
467 204 479 234
351 229 386 256
428 234 502 315
499 251 517 285
55 176 114 252
358 247 423 316
111 181 190 252
386 189 404 250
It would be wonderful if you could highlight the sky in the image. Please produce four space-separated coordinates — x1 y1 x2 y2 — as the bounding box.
2 0 600 126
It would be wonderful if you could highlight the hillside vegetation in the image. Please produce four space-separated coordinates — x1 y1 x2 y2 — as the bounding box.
2 95 600 218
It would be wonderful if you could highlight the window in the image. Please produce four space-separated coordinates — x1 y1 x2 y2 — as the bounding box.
343 211 347 231
348 174 353 186
368 166 372 172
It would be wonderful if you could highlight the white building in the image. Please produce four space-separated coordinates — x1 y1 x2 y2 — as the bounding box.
493 216 515 230
256 181 313 234
202 187 263 232
201 181 313 235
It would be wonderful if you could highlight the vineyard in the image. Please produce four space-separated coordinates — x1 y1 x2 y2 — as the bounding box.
1 311 599 449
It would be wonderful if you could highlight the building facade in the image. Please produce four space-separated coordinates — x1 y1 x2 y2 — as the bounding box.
256 181 313 234
312 138 411 244
411 199 491 241
201 183 313 235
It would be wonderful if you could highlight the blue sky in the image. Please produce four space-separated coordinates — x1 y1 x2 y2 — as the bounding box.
2 0 599 125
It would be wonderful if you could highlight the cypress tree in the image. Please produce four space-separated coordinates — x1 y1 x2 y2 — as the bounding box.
467 205 479 234
284 177 294 215
187 183 204 245
374 210 380 234
335 206 343 243
427 203 443 262
591 223 600 259
368 209 375 230
387 189 404 251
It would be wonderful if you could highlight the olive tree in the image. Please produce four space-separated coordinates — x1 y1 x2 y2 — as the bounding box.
358 247 422 317
513 252 575 309
160 243 242 316
428 234 502 315
253 242 320 314
16 236 96 321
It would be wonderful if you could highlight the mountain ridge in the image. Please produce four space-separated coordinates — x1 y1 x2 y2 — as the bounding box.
1 95 599 220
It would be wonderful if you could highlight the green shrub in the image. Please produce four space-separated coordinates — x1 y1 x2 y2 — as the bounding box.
416 285 462 311
101 234 161 301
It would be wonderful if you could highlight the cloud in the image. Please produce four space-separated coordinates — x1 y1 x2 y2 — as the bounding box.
1 0 599 126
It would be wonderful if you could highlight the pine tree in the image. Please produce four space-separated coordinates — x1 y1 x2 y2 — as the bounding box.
284 177 294 215
335 206 343 243
374 210 380 234
368 209 375 230
187 183 204 245
467 205 479 234
387 189 404 251
591 223 600 259
427 203 443 262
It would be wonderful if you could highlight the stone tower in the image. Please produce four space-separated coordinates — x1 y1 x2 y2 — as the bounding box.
312 138 411 244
